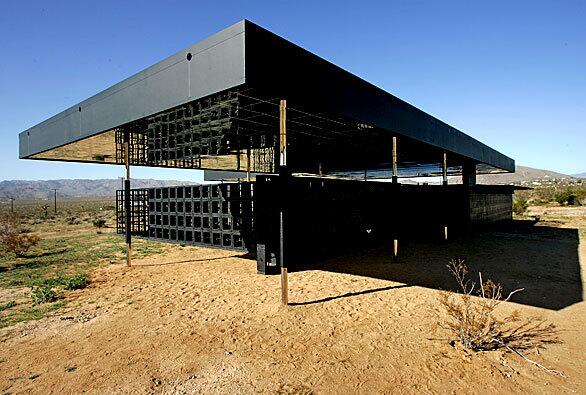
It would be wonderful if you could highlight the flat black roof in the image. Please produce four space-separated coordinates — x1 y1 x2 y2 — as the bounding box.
19 20 514 175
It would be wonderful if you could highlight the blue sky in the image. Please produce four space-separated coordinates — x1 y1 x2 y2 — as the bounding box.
0 0 584 181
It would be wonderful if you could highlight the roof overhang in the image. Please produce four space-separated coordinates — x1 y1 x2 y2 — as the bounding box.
18 20 514 176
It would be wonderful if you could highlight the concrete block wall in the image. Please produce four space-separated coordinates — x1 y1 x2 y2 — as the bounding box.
469 193 513 224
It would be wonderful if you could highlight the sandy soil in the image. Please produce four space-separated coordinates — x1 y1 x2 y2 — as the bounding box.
1 209 585 394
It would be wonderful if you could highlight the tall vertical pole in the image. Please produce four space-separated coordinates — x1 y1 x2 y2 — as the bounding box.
279 100 287 167
392 136 399 261
392 136 398 184
442 152 448 241
124 131 132 267
10 198 14 213
246 146 251 182
53 189 57 214
279 99 288 306
442 152 448 186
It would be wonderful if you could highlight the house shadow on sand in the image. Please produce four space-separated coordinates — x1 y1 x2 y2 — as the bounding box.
297 220 582 311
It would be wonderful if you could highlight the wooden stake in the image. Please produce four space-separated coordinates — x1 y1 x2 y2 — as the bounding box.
392 136 398 183
280 210 288 305
246 147 251 182
393 238 399 262
279 100 287 166
442 152 448 186
281 267 288 305
443 225 448 241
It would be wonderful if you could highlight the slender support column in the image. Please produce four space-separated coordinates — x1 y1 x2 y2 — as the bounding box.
442 152 450 240
279 99 288 306
279 100 287 167
246 146 251 182
392 136 398 184
280 210 288 305
124 132 132 267
392 136 399 261
442 151 448 186
53 189 57 214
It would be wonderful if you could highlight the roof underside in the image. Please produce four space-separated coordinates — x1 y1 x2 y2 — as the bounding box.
19 20 514 178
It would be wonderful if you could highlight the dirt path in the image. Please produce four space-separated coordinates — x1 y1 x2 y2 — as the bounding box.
1 217 585 394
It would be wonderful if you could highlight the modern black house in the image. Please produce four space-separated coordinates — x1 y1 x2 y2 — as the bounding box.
18 20 515 302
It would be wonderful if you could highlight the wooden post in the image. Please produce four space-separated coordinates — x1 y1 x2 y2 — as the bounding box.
279 100 287 167
246 146 251 182
279 99 288 306
124 132 132 268
442 152 448 240
442 152 448 186
53 189 57 214
392 136 398 184
392 136 399 261
280 211 288 305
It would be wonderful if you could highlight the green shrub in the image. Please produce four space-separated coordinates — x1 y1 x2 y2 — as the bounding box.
92 218 106 228
0 214 41 257
44 274 90 290
66 216 81 225
62 274 89 290
0 301 16 311
555 190 579 206
567 193 577 206
512 196 528 215
31 285 56 305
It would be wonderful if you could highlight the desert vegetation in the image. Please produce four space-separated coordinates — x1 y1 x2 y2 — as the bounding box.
0 214 41 257
0 190 584 393
514 185 585 211
439 259 563 375
0 198 164 328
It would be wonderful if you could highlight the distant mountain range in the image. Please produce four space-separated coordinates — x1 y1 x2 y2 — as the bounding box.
0 166 582 200
477 165 578 185
0 179 198 200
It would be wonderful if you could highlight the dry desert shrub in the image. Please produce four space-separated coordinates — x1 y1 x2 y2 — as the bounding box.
0 214 41 257
439 259 558 351
439 259 563 375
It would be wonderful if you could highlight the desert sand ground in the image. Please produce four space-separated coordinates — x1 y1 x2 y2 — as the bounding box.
1 207 585 394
